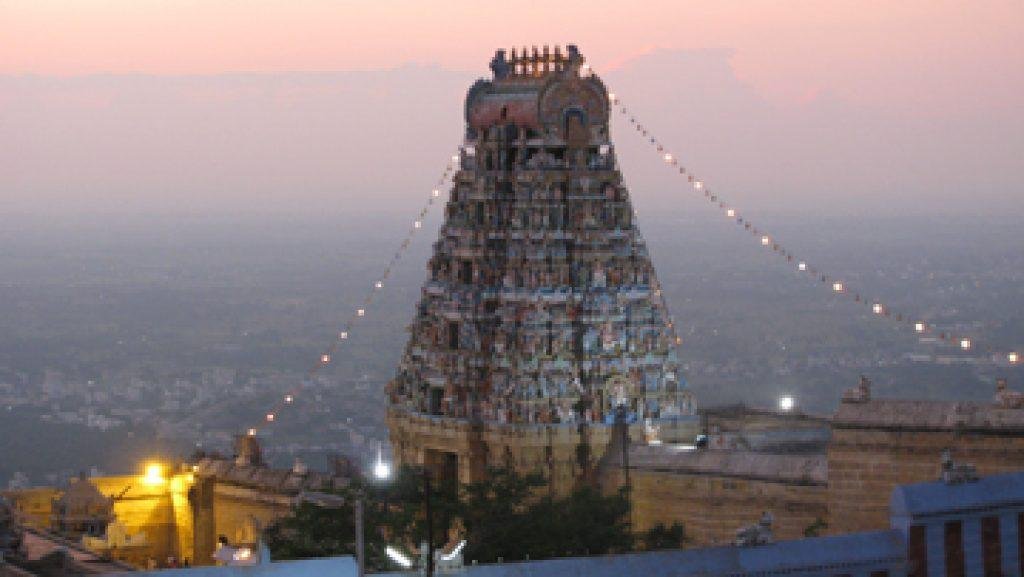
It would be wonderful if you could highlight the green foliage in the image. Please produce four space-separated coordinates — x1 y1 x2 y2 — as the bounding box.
803 517 828 538
641 522 688 550
263 500 357 560
265 466 636 570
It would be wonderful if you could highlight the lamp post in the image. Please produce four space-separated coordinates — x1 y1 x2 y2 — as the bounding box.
357 447 395 577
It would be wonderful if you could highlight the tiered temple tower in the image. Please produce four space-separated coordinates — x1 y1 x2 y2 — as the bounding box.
386 45 695 492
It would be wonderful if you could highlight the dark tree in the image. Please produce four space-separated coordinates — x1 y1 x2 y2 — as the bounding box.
641 522 688 550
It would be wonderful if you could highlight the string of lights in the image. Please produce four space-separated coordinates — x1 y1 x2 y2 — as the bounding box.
609 92 1019 368
244 152 460 437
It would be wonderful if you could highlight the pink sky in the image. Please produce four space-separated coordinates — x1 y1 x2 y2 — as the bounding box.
3 1 1021 111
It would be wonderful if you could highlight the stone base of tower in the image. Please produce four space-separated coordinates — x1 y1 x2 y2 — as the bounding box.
387 408 699 496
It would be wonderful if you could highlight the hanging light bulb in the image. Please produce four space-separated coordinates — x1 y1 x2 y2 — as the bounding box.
663 153 673 163
357 309 366 317
339 331 349 340
247 428 257 437
959 338 972 351
872 303 884 315
1009 352 1019 364
266 413 275 422
414 220 422 229
285 394 294 404
432 189 440 198
726 209 736 218
375 281 383 289
914 322 926 333
321 354 332 364
693 181 703 190
798 262 807 271
832 282 845 293
761 235 771 246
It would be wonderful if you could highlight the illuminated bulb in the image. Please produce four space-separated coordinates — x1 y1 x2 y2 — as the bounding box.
266 413 275 422
321 354 331 364
599 144 610 155
798 262 807 271
833 282 845 293
914 322 925 333
663 153 673 163
373 459 391 481
143 464 165 485
761 235 771 246
375 281 383 289
451 154 459 162
414 220 422 229
693 181 703 190
608 92 617 103
726 209 736 218
432 189 440 198
872 303 884 315
675 336 682 345
339 331 349 339
1009 352 1019 364
959 338 972 351
357 309 365 317
285 395 294 404
247 428 257 437
778 395 795 412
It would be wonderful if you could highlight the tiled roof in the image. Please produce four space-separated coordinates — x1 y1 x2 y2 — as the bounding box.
891 470 1024 518
833 398 1024 432
193 459 350 495
375 530 903 577
627 445 826 485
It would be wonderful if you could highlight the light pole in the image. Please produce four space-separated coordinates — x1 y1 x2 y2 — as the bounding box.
358 446 394 577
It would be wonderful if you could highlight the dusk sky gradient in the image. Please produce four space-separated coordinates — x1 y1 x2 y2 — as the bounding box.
1 1 1021 217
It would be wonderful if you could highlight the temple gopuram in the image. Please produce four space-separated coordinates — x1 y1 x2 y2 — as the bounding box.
386 45 696 492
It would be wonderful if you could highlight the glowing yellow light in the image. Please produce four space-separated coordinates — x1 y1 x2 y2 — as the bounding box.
357 309 366 317
432 189 440 198
143 463 166 485
339 331 349 339
761 235 771 246
663 153 673 163
693 181 703 190
959 338 972 350
285 395 294 403
872 303 884 315
1009 352 1019 364
915 322 925 333
414 221 422 229
375 281 383 289
675 336 682 345
247 428 257 436
266 413 275 422
798 262 807 271
726 209 736 218
833 282 844 293
321 354 331 364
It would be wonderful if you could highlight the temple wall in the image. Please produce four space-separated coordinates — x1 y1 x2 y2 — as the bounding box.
604 467 827 547
388 409 687 496
89 473 193 566
827 426 1024 535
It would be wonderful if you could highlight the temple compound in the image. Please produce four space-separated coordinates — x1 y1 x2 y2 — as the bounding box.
386 45 696 491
